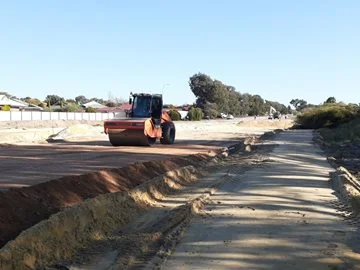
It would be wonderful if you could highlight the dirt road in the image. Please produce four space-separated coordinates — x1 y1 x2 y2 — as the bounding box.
164 130 360 269
0 119 290 189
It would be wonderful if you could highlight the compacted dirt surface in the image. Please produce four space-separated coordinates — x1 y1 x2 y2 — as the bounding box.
0 119 291 189
2 127 359 269
163 130 360 270
0 119 291 249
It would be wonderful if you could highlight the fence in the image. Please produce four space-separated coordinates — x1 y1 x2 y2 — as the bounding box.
0 111 119 122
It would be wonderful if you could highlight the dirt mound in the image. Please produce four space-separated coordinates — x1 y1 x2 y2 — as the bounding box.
47 124 103 142
0 152 217 248
0 166 205 269
330 166 360 213
237 119 293 129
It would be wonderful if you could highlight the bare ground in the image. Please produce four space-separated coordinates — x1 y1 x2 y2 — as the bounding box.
0 118 296 269
163 130 360 270
38 129 360 270
0 119 276 250
43 141 271 269
0 119 291 189
3 128 357 270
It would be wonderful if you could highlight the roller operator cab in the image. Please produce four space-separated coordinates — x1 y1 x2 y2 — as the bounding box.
104 93 176 146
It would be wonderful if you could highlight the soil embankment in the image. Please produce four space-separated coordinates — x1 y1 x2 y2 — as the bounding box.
0 152 217 248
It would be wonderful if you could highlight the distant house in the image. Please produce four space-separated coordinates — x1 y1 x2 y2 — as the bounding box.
163 104 192 112
0 95 43 111
0 95 26 110
82 100 106 109
23 104 44 111
180 104 192 111
96 103 131 113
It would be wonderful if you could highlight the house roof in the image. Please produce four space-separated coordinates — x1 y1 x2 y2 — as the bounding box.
82 100 106 108
0 95 27 107
96 104 131 113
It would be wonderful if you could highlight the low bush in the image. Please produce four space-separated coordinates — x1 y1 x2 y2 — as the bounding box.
168 110 181 121
187 107 204 121
1 105 11 111
296 104 358 129
85 107 96 113
319 117 360 143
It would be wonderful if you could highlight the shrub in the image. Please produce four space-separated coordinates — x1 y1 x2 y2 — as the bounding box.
85 107 96 113
54 107 67 112
53 103 83 112
168 110 181 121
296 104 357 129
1 105 10 111
319 117 360 143
187 107 204 121
65 103 82 112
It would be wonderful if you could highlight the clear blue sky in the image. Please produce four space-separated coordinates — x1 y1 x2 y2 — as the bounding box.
0 0 359 105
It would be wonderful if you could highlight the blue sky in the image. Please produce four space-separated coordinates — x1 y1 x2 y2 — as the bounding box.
0 0 359 105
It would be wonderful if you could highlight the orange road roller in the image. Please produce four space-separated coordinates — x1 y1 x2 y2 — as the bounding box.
104 93 175 146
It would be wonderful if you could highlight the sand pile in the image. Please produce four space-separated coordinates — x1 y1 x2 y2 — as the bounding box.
47 124 104 142
0 152 216 248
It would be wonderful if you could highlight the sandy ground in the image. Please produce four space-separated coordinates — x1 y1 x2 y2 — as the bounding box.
45 143 269 269
0 118 291 189
164 130 360 270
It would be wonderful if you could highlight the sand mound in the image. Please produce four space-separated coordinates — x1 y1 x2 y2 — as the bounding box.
0 152 217 248
237 119 293 129
47 124 103 142
0 166 205 269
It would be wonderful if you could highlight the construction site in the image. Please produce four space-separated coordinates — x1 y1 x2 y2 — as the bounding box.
1 106 360 270
1 0 360 267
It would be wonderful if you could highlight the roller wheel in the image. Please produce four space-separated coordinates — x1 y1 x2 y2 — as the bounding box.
160 122 175 145
147 136 156 145
109 132 156 146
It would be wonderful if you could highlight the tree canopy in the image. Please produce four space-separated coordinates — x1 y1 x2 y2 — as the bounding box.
45 95 65 106
325 97 337 104
75 95 89 105
189 73 290 117
290 99 308 111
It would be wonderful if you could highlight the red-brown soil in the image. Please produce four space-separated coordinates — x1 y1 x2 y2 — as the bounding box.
0 152 215 248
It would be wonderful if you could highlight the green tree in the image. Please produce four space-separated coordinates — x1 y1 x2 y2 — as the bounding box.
325 97 336 104
203 102 219 119
45 95 65 107
106 101 116 107
290 99 308 111
75 95 88 104
189 73 289 117
248 95 265 116
189 73 238 115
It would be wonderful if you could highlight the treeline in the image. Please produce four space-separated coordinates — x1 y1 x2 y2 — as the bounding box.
189 73 291 118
